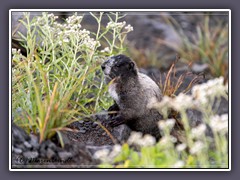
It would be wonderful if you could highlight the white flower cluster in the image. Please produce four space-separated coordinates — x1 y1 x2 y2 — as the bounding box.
124 24 134 32
127 132 156 147
191 124 207 139
34 13 100 51
192 76 226 105
172 160 185 168
159 135 177 146
100 47 111 53
209 114 228 134
158 119 175 131
148 77 227 113
107 21 126 29
176 143 187 152
93 144 122 163
12 48 22 60
148 93 193 113
66 14 83 24
190 141 205 155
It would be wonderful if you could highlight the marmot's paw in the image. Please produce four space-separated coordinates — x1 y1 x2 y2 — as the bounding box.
108 116 125 127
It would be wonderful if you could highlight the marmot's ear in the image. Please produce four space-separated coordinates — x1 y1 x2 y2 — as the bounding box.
129 62 137 74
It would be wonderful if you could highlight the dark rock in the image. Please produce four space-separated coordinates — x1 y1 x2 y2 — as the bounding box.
112 124 131 142
29 134 39 149
91 122 98 128
23 151 39 159
46 148 56 159
12 123 30 144
13 147 23 154
24 141 32 149
186 109 203 127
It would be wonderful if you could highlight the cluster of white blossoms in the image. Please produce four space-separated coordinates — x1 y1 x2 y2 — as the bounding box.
192 76 227 105
106 21 126 29
148 93 193 113
34 13 100 51
209 114 228 134
100 47 111 53
106 21 133 33
148 77 227 113
158 119 175 131
12 48 22 60
127 132 156 147
93 144 122 163
191 124 207 139
190 141 205 155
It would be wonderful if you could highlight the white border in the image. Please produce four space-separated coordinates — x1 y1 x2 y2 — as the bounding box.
9 9 231 171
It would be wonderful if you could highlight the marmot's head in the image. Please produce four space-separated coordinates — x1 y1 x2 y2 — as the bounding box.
101 54 138 81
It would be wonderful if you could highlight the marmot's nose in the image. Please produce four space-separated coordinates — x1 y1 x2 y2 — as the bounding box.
101 64 105 70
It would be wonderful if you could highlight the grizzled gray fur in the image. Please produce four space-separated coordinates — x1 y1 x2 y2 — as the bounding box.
101 54 163 139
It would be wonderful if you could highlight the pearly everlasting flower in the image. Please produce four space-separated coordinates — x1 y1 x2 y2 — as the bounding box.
109 144 122 159
176 143 187 152
127 131 143 145
191 124 207 138
124 24 133 32
172 93 193 111
209 114 228 134
93 149 110 162
127 132 156 147
101 47 111 53
107 21 126 30
190 141 204 155
158 119 175 131
192 77 226 105
172 160 185 168
159 136 177 146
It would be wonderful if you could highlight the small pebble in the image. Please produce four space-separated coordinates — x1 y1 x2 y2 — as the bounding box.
58 151 72 161
24 141 32 149
79 129 86 134
92 122 98 128
46 148 55 159
13 147 22 154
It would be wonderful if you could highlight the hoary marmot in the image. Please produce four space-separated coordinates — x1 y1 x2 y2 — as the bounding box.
101 54 163 139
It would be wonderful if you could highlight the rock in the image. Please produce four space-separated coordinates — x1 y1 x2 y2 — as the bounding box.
112 124 131 142
86 145 113 156
58 151 73 161
46 148 56 159
186 109 203 127
23 151 39 159
29 134 39 149
79 129 86 134
12 123 30 144
13 147 23 154
191 63 209 73
24 141 32 149
91 122 98 128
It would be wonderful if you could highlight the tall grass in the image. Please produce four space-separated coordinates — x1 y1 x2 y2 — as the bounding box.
12 12 133 144
159 15 228 79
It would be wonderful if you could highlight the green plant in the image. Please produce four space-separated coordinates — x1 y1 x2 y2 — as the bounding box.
12 12 133 144
159 15 228 79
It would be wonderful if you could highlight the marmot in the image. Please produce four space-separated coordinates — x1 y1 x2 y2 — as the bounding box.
101 54 163 139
